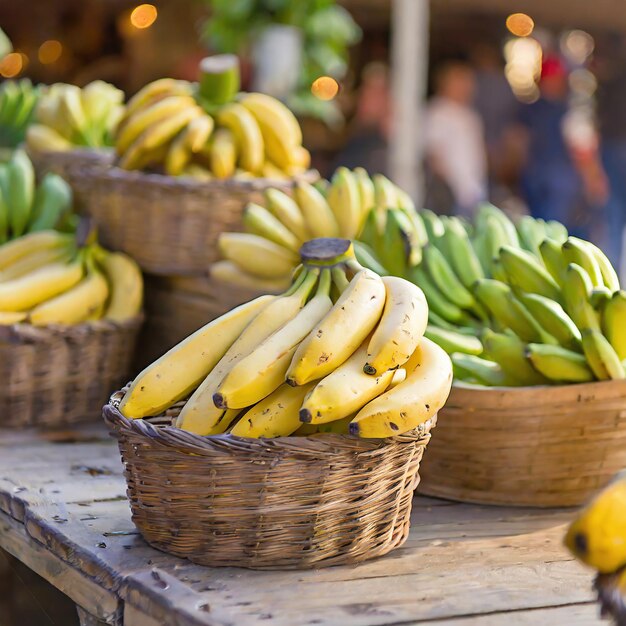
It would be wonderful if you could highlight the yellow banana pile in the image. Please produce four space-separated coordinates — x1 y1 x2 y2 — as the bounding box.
114 78 310 180
26 81 124 151
119 239 452 439
0 231 143 326
213 168 413 289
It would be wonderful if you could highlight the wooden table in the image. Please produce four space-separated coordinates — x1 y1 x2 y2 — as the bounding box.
0 425 605 626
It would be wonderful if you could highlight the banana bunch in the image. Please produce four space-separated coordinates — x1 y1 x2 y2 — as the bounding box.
0 79 39 148
114 78 310 180
414 203 625 387
0 230 143 326
120 238 452 439
26 81 124 152
214 168 417 287
0 150 73 244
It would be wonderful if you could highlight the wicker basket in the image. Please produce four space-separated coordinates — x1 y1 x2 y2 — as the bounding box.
419 380 626 507
79 165 318 275
27 148 114 212
0 317 142 429
103 396 435 570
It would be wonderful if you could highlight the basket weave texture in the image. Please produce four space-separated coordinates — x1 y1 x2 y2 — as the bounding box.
419 380 626 507
79 165 317 275
1 317 142 429
104 398 435 570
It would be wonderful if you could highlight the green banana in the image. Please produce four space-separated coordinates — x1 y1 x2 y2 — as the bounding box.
484 214 511 262
526 344 594 383
419 208 445 240
377 209 409 277
372 174 398 211
358 208 384 261
442 216 485 289
602 291 626 360
563 263 600 332
585 241 620 292
352 241 388 276
0 176 8 244
28 173 73 232
499 245 562 302
539 238 568 285
581 329 625 380
516 215 545 257
242 202 301 252
428 310 476 335
490 256 508 283
545 219 568 244
424 325 483 355
590 286 612 311
562 237 604 288
410 265 467 324
476 203 519 247
451 353 512 386
423 244 477 310
7 150 35 238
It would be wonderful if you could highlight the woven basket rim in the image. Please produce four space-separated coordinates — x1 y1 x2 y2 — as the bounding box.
452 378 626 395
103 395 435 456
26 146 115 159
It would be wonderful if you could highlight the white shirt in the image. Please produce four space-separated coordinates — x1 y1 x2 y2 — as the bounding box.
424 97 488 213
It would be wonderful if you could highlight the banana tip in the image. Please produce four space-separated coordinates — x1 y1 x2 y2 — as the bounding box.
348 423 359 436
212 392 227 409
285 377 298 387
363 363 377 376
299 408 312 423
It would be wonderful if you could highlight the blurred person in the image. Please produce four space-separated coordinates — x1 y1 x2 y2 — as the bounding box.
423 61 488 216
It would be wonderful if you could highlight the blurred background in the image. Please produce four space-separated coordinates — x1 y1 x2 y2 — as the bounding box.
1 1 626 621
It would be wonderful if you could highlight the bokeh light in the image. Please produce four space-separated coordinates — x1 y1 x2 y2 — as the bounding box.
130 4 158 29
561 30 595 64
311 76 339 101
506 13 535 38
38 40 63 65
569 68 597 97
503 37 542 102
0 52 23 78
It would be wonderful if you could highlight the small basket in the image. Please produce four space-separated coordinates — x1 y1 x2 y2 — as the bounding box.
79 165 318 275
27 147 114 212
0 317 142 429
103 396 435 570
419 380 626 507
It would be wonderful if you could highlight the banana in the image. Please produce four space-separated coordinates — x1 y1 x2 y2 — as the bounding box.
7 150 35 238
122 79 193 122
242 202 301 252
410 265 467 324
364 276 428 375
562 237 604 288
30 255 109 325
481 328 547 385
539 238 568 285
261 160 289 180
327 167 362 239
300 341 395 424
484 214 511 262
518 292 582 350
451 353 511 386
57 85 88 143
93 248 143 321
352 241 388 277
428 310 476 334
442 216 485 289
499 245 562 302
264 188 308 241
186 114 214 152
516 215 545 256
378 210 410 277
419 208 445 240
590 286 612 311
489 256 508 283
208 128 237 178
216 102 264 174
210 260 290 292
602 291 626 360
177 271 318 434
0 312 27 324
353 167 375 218
28 173 73 232
526 343 594 383
120 293 276 418
349 337 452 438
287 268 386 386
0 230 71 270
423 244 477 310
231 382 317 438
214 270 333 409
0 258 83 312
294 181 340 238
0 176 9 244
563 263 600 332
581 329 625 381
545 219 568 243
164 130 193 176
0 244 72 282
424 325 483 356
359 208 385 260
476 203 520 247
373 174 398 213
240 92 302 147
219 232 297 279
26 124 72 152
585 240 620 291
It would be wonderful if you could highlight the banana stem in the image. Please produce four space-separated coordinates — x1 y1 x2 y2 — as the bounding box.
316 268 332 297
283 265 307 296
331 266 350 294
300 237 354 268
198 55 240 108
296 268 320 303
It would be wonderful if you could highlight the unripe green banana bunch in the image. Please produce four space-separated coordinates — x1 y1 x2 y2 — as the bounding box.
0 231 142 327
0 79 40 148
25 80 124 152
212 168 416 289
120 237 452 439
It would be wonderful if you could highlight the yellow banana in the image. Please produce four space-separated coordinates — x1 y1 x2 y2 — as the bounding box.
230 382 317 438
185 114 214 152
603 291 626 360
119 294 275 418
242 202 301 252
219 232 298 279
264 188 309 241
299 340 395 425
209 260 290 292
0 312 27 324
581 329 625 381
214 270 333 409
0 231 71 270
122 78 193 123
240 92 302 146
0 244 72 282
261 160 289 180
208 128 237 178
350 337 453 438
164 131 193 176
177 271 318 435
294 181 340 238
364 276 428 376
26 124 72 152
94 249 143 321
327 167 362 239
216 102 264 174
354 167 375 218
286 268 386 386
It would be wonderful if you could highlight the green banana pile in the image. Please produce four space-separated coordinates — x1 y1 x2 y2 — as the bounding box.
413 204 625 387
26 81 124 152
0 150 74 244
213 167 420 290
0 79 40 148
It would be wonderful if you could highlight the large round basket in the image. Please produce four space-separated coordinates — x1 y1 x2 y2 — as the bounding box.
419 380 626 507
79 166 318 275
103 397 435 570
27 147 114 212
0 317 142 429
